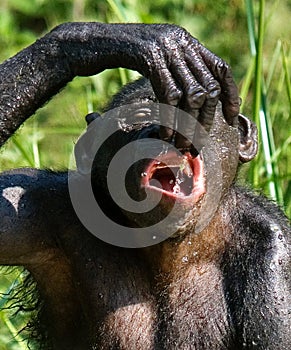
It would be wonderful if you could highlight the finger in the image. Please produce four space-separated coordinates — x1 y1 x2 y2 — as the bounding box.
173 108 208 157
168 51 218 151
149 60 183 142
197 45 240 124
168 62 201 150
219 67 240 124
149 62 182 106
170 49 220 138
185 49 221 132
169 50 207 109
159 103 176 143
174 108 199 152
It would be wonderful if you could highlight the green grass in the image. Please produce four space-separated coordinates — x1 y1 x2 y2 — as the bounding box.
0 0 290 348
240 0 291 215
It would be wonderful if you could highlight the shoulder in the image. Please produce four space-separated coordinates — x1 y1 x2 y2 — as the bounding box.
228 185 290 249
0 168 67 189
233 185 289 230
0 168 69 214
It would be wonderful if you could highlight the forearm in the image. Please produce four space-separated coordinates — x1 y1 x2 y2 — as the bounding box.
0 22 148 146
54 22 149 75
0 29 72 145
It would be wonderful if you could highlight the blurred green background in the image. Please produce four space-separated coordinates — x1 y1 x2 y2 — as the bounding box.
0 0 290 348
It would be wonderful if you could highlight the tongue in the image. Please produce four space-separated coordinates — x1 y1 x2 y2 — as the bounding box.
150 164 194 196
150 167 176 192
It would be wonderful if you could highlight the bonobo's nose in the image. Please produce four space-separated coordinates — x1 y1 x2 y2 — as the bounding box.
137 124 199 157
137 124 161 140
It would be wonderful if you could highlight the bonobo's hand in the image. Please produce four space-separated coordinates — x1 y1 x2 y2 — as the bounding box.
0 22 239 148
57 23 239 147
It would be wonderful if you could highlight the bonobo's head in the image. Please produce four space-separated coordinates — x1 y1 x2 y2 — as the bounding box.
74 78 257 246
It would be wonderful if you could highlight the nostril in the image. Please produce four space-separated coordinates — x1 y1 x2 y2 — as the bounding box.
177 145 199 158
138 124 161 140
159 126 175 143
147 130 160 139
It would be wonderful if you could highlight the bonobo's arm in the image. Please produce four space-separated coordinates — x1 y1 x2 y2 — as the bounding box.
0 22 239 147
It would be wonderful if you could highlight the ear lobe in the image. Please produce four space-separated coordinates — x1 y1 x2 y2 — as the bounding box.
238 114 258 163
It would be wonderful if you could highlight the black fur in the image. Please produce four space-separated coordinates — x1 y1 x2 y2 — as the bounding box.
0 23 290 350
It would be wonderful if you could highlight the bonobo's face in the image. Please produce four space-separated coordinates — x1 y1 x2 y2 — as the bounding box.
74 82 257 244
110 103 241 234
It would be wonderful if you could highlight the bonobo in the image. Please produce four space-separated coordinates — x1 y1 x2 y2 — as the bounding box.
0 22 290 350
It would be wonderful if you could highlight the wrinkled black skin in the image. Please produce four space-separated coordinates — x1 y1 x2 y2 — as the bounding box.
0 23 290 350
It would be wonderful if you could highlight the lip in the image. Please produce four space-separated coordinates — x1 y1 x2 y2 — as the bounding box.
141 151 205 202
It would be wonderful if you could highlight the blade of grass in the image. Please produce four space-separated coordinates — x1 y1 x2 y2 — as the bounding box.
281 43 291 110
106 0 128 22
10 138 34 167
260 94 283 204
239 56 255 111
245 0 257 57
32 119 40 168
269 63 285 122
253 0 264 144
245 0 260 187
266 40 281 91
0 273 27 349
245 0 283 203
0 312 27 350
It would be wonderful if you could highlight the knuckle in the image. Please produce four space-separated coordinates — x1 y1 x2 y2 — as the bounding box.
187 86 206 109
217 59 231 77
187 90 206 109
227 103 240 117
166 87 182 106
168 24 187 36
162 25 190 46
206 81 221 100
221 59 229 70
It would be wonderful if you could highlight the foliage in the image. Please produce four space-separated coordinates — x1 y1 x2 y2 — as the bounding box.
0 0 290 348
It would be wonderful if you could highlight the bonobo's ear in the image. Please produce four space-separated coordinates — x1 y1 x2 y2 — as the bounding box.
238 114 258 163
74 112 101 175
85 112 101 125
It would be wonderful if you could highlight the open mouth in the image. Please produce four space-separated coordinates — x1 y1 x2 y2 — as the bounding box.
141 151 205 201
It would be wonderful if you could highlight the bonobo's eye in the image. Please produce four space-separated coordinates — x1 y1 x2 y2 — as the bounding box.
85 112 101 125
131 107 152 119
118 104 152 122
